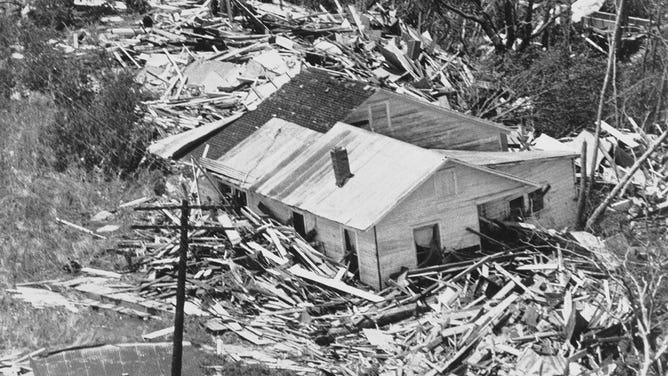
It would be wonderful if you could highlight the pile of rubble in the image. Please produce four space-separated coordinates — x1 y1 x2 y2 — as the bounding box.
9 175 632 375
516 118 668 231
119 196 631 375
60 0 506 138
6 155 637 375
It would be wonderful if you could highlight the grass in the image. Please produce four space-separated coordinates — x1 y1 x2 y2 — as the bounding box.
0 99 297 375
0 99 160 286
0 98 162 348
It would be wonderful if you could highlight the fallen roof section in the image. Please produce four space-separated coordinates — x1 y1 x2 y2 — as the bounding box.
147 113 243 159
186 67 376 160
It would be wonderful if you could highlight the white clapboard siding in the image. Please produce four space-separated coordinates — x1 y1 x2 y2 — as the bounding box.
494 158 577 228
345 90 509 151
373 165 531 284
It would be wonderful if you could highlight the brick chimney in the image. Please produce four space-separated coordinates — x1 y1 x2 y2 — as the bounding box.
330 146 353 187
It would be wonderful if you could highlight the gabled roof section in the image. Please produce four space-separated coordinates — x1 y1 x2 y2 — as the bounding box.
199 118 320 190
202 120 542 231
437 149 578 166
187 67 376 160
447 159 542 188
251 122 446 231
374 89 511 133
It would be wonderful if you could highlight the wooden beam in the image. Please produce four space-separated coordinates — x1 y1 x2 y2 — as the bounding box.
288 265 384 303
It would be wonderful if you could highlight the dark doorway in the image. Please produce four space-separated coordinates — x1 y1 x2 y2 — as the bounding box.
292 212 306 236
234 189 247 207
509 196 525 220
413 223 441 267
343 229 359 277
477 203 513 251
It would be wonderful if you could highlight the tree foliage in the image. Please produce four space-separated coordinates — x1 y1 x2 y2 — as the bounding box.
492 43 608 137
47 70 154 177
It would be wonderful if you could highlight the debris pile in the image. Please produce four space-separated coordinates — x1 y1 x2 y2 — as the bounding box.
7 168 643 375
63 0 512 139
108 193 630 375
517 120 668 229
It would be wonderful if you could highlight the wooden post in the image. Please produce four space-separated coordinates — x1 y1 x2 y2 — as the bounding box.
171 199 190 376
587 0 624 201
575 141 587 230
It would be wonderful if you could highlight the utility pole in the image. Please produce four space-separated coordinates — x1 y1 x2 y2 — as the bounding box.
132 202 234 376
171 199 189 376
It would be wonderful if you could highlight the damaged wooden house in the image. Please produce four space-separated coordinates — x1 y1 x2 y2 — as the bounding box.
178 67 579 288
181 67 512 161
199 118 578 288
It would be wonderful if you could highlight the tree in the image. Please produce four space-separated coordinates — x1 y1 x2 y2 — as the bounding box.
433 0 571 54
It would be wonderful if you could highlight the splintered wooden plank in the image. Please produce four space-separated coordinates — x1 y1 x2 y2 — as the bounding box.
55 218 107 240
440 323 475 338
246 241 288 265
266 228 287 257
289 265 384 303
74 281 173 314
225 322 274 345
217 213 242 245
80 267 122 279
142 327 174 340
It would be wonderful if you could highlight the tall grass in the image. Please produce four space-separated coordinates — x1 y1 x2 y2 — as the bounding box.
0 100 159 286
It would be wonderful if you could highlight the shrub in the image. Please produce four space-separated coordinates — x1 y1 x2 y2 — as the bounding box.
125 0 150 13
492 42 608 137
28 0 76 30
47 69 154 176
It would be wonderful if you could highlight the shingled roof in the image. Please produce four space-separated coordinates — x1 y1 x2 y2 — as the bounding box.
184 68 376 160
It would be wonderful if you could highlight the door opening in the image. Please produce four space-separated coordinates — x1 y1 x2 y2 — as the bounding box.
413 223 441 267
343 229 359 277
292 211 306 237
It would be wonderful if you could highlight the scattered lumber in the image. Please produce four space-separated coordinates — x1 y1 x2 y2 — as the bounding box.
16 184 637 375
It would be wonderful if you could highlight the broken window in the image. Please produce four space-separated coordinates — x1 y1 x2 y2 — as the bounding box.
218 182 232 194
343 229 358 277
509 196 524 219
292 211 306 236
413 223 441 267
234 189 247 207
343 229 357 253
368 101 391 133
528 190 545 213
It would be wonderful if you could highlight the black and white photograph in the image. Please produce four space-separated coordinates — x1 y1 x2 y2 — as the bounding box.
0 0 667 375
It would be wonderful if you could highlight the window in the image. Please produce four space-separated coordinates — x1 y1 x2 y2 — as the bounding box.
413 223 441 266
342 228 359 277
440 169 457 196
528 190 545 213
343 229 357 253
218 182 232 194
234 189 247 207
292 211 306 236
509 196 524 219
368 101 391 132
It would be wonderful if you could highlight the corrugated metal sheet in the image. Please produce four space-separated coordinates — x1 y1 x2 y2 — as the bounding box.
252 122 445 231
437 149 578 166
203 118 320 189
